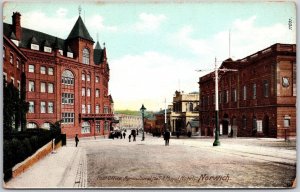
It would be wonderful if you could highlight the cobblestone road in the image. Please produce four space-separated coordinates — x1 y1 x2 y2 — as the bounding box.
78 134 296 188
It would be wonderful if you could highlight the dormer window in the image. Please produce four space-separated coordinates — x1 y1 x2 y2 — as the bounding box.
67 52 73 58
44 46 52 53
58 50 63 55
82 48 90 64
31 44 39 51
11 39 19 46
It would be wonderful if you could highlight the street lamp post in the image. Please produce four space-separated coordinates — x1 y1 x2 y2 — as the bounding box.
140 104 146 141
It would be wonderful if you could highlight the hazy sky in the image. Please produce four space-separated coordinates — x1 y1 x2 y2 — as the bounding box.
2 0 296 111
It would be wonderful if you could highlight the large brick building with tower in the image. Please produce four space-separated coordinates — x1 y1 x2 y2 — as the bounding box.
3 11 114 138
199 43 296 138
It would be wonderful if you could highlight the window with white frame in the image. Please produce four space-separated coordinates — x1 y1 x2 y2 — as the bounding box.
87 88 91 97
96 89 100 97
40 82 46 93
16 59 20 68
48 67 54 75
87 104 91 114
96 76 99 83
231 88 237 102
62 113 74 124
82 73 85 81
27 122 37 129
48 102 54 113
257 120 263 132
29 81 35 92
40 101 46 113
42 122 50 130
81 121 91 133
29 101 34 113
82 104 86 114
96 105 100 114
44 46 52 53
82 88 86 96
253 83 256 99
61 70 74 85
104 106 109 114
226 90 229 103
10 53 13 64
31 44 39 50
40 66 46 74
29 64 35 73
48 83 54 93
87 74 90 81
62 93 74 104
82 48 90 64
284 115 291 128
243 85 247 100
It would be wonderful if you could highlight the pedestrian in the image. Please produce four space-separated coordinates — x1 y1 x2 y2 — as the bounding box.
128 134 131 142
133 133 136 142
123 132 126 139
137 129 139 135
164 129 170 146
75 134 79 147
176 131 180 139
120 133 123 139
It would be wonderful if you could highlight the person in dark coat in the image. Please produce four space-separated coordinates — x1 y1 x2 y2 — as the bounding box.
128 134 131 142
132 132 136 142
163 129 170 146
123 132 126 139
75 134 79 147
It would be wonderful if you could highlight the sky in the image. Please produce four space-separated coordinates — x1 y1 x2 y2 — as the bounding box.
2 0 296 111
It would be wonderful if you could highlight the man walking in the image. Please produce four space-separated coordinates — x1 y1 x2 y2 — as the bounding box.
75 134 79 147
163 129 170 146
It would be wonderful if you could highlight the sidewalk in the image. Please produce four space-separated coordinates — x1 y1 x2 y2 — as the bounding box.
4 144 86 189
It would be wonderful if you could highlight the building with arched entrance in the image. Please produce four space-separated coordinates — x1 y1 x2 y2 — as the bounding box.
199 43 296 138
3 12 114 138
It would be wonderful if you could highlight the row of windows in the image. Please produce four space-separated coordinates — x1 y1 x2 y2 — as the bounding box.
62 113 75 124
81 73 100 83
62 93 74 104
82 88 100 97
28 81 54 93
29 101 54 114
81 121 109 134
28 64 54 75
202 81 269 106
27 122 51 129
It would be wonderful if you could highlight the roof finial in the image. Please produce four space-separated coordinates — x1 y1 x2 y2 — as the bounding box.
103 42 106 48
97 32 99 42
78 5 82 16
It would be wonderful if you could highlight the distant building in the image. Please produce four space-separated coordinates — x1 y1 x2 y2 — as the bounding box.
199 43 296 138
115 114 142 130
3 12 114 138
169 91 199 135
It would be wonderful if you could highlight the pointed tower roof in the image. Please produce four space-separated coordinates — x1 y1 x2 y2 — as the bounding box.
95 41 102 50
67 16 94 42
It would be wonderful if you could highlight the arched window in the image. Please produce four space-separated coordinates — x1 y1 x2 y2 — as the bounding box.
82 48 90 64
62 70 74 85
42 122 51 130
27 122 38 129
81 121 91 133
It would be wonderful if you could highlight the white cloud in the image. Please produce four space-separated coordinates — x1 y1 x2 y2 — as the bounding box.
110 51 200 111
56 8 68 17
134 13 167 32
86 15 119 33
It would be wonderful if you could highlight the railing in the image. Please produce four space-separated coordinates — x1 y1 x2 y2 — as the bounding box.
79 113 114 119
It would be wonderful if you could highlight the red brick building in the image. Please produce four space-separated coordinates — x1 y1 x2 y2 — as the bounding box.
199 43 296 138
3 12 114 138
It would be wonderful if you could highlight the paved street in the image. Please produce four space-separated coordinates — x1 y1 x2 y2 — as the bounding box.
5 134 296 189
81 134 296 188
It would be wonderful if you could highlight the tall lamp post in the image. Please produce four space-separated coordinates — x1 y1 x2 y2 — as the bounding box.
197 58 237 146
140 104 146 141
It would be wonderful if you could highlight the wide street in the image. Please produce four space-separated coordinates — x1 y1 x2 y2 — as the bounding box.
77 133 296 188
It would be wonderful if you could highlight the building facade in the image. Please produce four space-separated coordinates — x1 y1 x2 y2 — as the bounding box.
199 43 296 138
169 91 199 135
3 12 114 138
115 114 143 130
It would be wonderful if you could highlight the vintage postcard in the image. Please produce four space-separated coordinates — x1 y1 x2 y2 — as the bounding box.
2 0 297 189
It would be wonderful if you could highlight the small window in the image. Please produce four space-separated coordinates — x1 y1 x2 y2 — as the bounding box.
29 65 35 73
31 44 39 50
40 66 46 74
44 46 52 53
243 85 247 100
82 104 86 113
48 83 54 93
48 67 54 75
257 120 263 132
29 81 35 92
40 82 46 93
87 74 91 81
48 102 54 113
41 101 46 113
87 104 91 114
27 122 37 129
82 48 90 64
253 83 256 99
96 76 99 83
29 101 34 113
96 89 100 97
96 105 100 114
82 73 85 81
10 53 14 64
87 88 91 97
16 59 20 68
82 88 86 96
284 115 291 128
67 52 73 58
263 80 269 97
42 122 51 130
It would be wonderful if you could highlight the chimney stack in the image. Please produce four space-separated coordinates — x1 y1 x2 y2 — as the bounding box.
12 12 22 40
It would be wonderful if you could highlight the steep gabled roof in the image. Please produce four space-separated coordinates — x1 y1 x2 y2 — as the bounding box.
67 16 94 42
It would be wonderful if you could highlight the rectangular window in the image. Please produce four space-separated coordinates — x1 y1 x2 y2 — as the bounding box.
82 88 86 96
40 66 46 74
44 47 52 53
284 116 291 128
48 102 54 113
29 101 34 113
29 65 35 73
104 106 109 114
87 74 90 81
96 105 100 114
231 89 237 102
96 89 100 97
96 121 100 133
257 120 263 132
62 113 74 124
87 88 91 97
41 101 46 113
10 53 13 64
243 85 247 100
29 81 35 92
82 105 86 114
62 93 74 104
48 67 54 75
48 83 54 93
40 82 46 93
96 76 99 83
31 44 39 50
67 52 73 58
87 104 91 114
226 90 229 103
82 73 85 81
263 80 269 97
16 59 20 68
253 83 257 99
